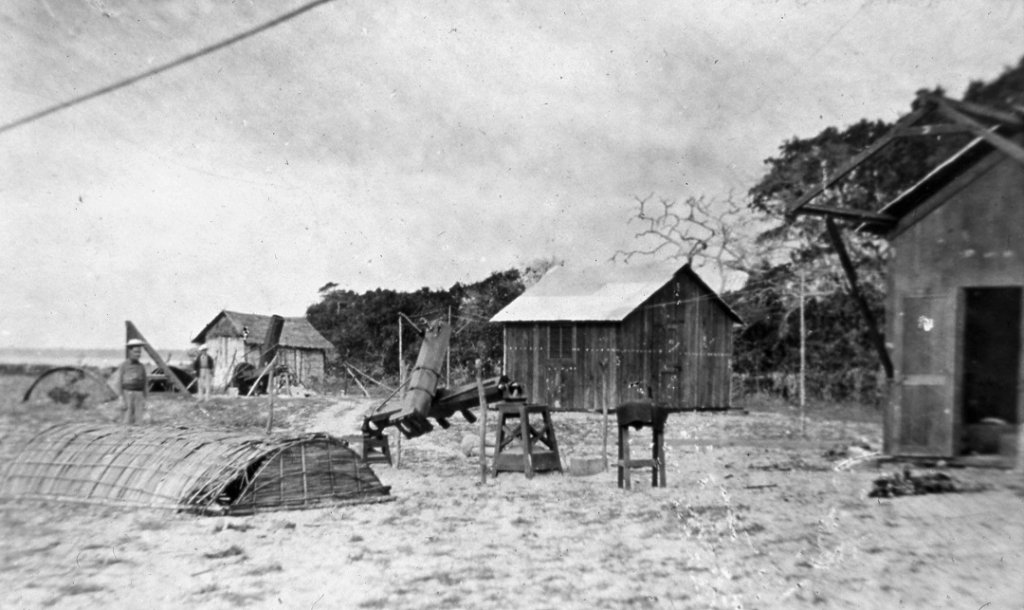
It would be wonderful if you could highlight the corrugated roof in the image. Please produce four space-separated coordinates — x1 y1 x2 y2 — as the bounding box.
193 311 334 351
490 261 741 323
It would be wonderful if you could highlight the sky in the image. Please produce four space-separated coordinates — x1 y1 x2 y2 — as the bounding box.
1 0 1021 349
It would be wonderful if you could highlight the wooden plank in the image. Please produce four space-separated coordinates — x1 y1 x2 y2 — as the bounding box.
788 106 929 214
800 203 897 224
125 320 194 399
934 99 1024 167
825 219 895 379
532 324 541 402
475 359 488 485
894 124 974 137
923 94 1023 127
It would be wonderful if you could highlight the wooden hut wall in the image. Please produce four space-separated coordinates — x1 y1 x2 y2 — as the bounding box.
885 152 1024 456
207 336 245 390
501 274 734 411
574 324 619 413
504 323 539 402
617 273 734 409
503 322 603 411
276 348 326 388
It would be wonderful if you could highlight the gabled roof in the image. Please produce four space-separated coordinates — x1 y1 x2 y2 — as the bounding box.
861 133 1018 235
490 261 741 323
193 310 333 351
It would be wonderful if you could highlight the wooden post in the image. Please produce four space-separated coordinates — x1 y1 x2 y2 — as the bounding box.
265 361 276 434
343 361 395 392
602 387 609 472
125 320 194 399
799 269 807 437
246 353 278 398
345 365 370 398
825 218 894 379
447 306 452 388
396 315 404 469
475 358 488 484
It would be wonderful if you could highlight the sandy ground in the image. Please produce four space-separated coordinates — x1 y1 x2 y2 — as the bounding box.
1 378 1023 609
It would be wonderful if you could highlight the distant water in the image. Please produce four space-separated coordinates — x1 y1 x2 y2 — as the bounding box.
0 347 192 368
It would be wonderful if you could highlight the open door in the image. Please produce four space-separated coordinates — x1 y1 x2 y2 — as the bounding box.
894 294 957 456
960 287 1022 454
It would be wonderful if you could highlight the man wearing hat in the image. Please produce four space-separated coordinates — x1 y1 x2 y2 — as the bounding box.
116 339 149 425
193 344 215 402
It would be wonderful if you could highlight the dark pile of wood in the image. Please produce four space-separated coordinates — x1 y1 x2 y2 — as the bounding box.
868 468 987 498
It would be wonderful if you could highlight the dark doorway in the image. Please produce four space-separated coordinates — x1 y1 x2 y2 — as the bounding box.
961 287 1021 453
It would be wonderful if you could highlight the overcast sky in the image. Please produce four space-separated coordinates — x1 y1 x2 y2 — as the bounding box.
1 0 1021 349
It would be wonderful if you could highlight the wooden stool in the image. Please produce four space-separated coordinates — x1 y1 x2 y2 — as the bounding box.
360 433 392 466
617 401 669 489
492 403 563 478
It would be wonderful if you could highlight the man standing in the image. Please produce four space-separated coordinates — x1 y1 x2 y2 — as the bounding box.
117 338 148 425
194 344 215 402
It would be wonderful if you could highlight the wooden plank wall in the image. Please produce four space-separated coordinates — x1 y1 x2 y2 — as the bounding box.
277 348 326 388
886 152 1024 454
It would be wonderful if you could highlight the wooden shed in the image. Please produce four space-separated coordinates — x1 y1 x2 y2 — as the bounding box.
193 310 334 391
491 262 742 412
788 94 1024 460
874 135 1023 458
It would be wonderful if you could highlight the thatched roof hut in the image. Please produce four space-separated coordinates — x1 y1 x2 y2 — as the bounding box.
0 424 390 515
192 310 335 391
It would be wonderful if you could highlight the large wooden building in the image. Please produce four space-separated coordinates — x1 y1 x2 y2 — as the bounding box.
193 310 334 391
491 262 742 412
788 94 1023 460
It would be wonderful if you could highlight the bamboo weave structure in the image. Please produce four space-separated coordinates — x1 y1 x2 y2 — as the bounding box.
0 423 390 515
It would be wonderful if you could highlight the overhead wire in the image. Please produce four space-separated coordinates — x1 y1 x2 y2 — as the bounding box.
0 0 336 136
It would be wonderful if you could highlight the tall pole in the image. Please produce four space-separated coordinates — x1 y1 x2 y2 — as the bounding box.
447 306 452 387
799 268 807 437
396 315 403 468
475 358 488 485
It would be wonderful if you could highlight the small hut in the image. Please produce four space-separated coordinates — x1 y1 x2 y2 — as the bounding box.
0 423 390 514
193 310 334 391
491 261 742 412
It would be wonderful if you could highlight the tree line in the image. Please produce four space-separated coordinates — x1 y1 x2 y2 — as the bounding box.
306 260 556 386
